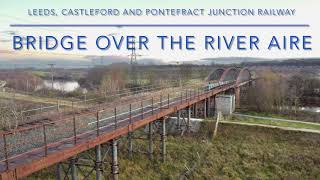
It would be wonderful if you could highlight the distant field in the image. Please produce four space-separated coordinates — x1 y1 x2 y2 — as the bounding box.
29 122 320 179
31 71 49 78
238 110 320 123
228 113 320 132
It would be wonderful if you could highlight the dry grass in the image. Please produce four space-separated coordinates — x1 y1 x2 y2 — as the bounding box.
29 122 320 179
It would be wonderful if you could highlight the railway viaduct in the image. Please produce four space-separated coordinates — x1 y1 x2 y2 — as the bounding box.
0 67 255 180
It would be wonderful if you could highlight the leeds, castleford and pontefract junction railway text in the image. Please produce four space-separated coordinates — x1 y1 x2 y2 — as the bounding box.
28 8 296 17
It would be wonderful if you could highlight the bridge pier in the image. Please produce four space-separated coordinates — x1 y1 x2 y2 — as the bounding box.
176 110 181 132
194 103 198 118
192 104 196 118
213 95 216 116
204 99 207 119
55 162 62 180
111 139 119 180
160 118 166 162
128 132 133 159
148 122 153 160
187 106 191 133
235 87 240 108
208 97 211 117
70 157 77 180
95 145 102 180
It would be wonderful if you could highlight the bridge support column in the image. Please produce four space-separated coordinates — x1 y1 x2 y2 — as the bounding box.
194 103 198 118
160 118 166 162
192 104 196 118
95 145 102 180
128 132 133 159
235 87 240 108
212 95 216 116
204 99 207 119
148 122 153 160
187 107 191 133
55 162 62 180
208 97 211 117
70 157 77 180
111 139 119 180
177 110 181 131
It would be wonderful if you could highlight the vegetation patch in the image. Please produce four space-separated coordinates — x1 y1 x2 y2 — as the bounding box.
30 123 320 179
238 110 320 123
227 114 320 131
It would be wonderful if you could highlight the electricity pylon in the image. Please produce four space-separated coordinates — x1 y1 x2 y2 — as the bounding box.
128 37 143 86
48 63 55 89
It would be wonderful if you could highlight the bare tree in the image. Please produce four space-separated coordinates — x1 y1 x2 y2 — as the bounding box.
287 74 306 113
99 65 128 96
246 69 288 113
0 100 22 130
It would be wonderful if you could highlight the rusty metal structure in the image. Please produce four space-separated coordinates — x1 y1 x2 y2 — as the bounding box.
0 67 255 180
206 67 254 107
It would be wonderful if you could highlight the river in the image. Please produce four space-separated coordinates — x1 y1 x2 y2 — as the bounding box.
42 80 80 92
279 106 320 113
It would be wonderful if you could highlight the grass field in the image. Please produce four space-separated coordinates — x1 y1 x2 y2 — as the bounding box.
228 114 320 132
29 122 320 180
238 110 320 123
31 71 49 78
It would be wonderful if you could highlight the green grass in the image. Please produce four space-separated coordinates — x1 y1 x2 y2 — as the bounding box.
237 110 310 121
227 115 320 131
29 122 320 179
239 110 320 123
186 79 203 84
31 71 49 78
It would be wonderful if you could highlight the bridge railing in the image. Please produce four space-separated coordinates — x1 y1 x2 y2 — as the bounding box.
0 81 236 171
2 81 181 126
1 83 206 136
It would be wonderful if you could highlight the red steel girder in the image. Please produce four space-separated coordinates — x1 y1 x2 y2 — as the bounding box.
0 82 253 180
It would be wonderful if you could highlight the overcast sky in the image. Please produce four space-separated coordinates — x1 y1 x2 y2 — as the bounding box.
0 0 319 63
